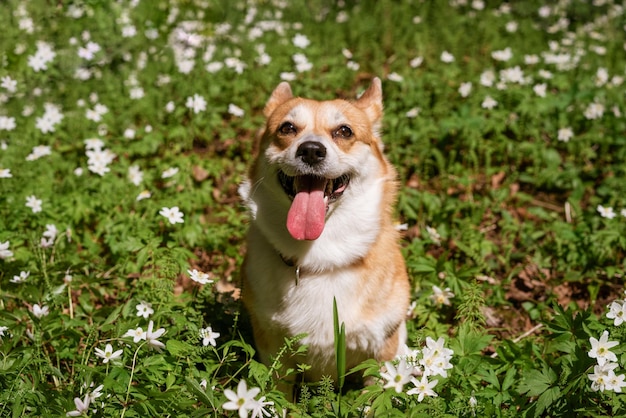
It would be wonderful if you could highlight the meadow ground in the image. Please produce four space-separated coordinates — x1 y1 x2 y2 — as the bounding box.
0 0 625 416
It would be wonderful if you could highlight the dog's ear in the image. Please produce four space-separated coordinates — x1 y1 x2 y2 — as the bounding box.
354 77 383 134
264 82 293 117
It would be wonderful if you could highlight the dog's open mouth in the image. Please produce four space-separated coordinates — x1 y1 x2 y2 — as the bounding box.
278 171 350 241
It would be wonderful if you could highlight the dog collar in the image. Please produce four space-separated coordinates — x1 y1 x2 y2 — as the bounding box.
278 252 301 285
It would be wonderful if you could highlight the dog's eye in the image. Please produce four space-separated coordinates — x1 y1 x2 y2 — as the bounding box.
278 122 297 135
334 125 353 139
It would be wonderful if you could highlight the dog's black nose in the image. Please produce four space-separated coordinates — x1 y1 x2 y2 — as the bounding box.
296 141 326 166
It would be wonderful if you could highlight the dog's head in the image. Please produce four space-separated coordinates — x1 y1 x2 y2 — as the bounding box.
248 78 388 242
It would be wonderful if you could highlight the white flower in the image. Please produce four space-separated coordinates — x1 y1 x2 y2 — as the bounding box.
492 47 513 62
0 241 13 259
136 190 152 201
161 167 179 178
481 96 498 109
26 145 52 161
165 101 175 113
94 343 123 363
293 53 312 72
222 380 261 418
419 337 454 378
11 270 30 284
0 116 16 131
557 127 573 142
459 82 472 98
0 169 11 178
128 165 143 186
35 103 64 133
499 66 525 84
66 394 90 417
1 76 17 93
430 286 455 306
199 326 220 347
480 70 496 87
387 72 404 82
32 304 50 318
136 301 154 319
440 51 455 63
0 325 9 340
145 320 166 351
160 207 184 224
607 301 626 326
251 395 274 418
228 104 245 117
280 72 296 81
597 205 616 219
533 83 547 97
124 327 147 343
186 94 207 114
426 226 442 245
292 34 310 48
26 195 43 213
27 41 56 72
410 56 424 68
380 358 413 393
407 374 438 401
588 361 620 392
588 331 619 366
405 107 420 118
188 269 213 285
584 102 605 120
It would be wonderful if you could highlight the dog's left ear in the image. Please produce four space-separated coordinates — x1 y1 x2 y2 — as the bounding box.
354 77 383 135
264 82 293 117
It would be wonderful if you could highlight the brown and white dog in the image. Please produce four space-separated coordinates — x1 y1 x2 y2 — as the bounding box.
240 78 410 390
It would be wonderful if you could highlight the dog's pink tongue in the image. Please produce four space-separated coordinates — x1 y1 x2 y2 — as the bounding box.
286 176 326 240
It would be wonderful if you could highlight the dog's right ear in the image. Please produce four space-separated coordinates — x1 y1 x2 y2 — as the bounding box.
264 82 293 117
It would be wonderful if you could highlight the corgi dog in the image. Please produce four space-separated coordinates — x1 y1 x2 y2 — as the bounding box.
240 78 410 391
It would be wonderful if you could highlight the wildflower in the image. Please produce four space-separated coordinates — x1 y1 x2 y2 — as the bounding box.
588 331 619 366
505 21 518 33
479 70 496 87
77 41 101 60
440 51 455 63
292 34 310 48
293 53 312 72
622 209 626 218
145 320 166 351
160 206 184 224
28 41 56 72
420 337 454 378
161 167 179 178
136 301 154 319
407 375 438 402
0 241 13 259
426 226 441 245
66 394 90 417
188 269 213 285
251 396 275 418
533 83 547 97
0 168 12 178
607 372 626 393
481 96 498 109
94 343 123 364
11 271 30 284
32 304 50 318
124 327 147 343
459 82 472 98
410 56 424 68
26 145 52 161
607 301 626 326
222 380 261 418
280 72 296 81
387 72 404 82
35 103 64 133
228 104 245 117
430 286 455 306
199 326 220 347
89 384 104 402
405 107 420 118
380 358 413 393
128 165 143 186
0 325 9 340
499 66 525 84
186 94 207 114
557 127 574 142
597 205 616 219
588 361 619 392
25 195 43 213
136 190 151 201
165 101 175 113
1 76 17 93
84 138 104 151
584 102 604 120
0 116 16 131
492 47 512 62
86 148 116 176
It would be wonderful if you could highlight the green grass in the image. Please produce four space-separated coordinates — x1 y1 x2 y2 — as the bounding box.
1 0 625 416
